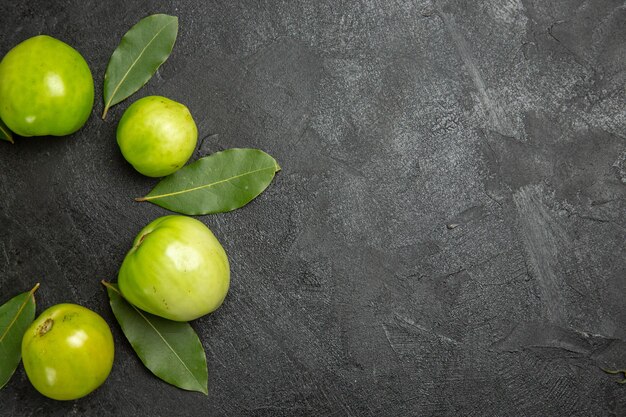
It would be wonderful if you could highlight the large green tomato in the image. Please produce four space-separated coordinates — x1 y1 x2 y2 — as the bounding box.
0 35 94 137
21 303 114 401
117 96 198 177
118 215 230 321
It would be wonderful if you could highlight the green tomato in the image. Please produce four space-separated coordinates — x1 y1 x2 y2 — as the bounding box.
0 35 94 137
118 215 230 321
117 96 198 177
21 303 114 401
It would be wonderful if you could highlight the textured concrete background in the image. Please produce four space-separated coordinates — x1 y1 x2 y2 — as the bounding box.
1 0 625 416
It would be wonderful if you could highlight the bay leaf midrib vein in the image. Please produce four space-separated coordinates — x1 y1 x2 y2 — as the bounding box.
0 294 32 344
144 164 276 200
104 18 176 110
131 305 204 390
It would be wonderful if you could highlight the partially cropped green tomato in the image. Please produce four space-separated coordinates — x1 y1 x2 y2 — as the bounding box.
0 35 94 137
118 215 230 321
117 96 198 177
21 303 114 401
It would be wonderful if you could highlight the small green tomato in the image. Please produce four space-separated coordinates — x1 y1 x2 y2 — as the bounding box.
116 96 198 177
118 215 230 321
21 303 114 401
0 35 94 137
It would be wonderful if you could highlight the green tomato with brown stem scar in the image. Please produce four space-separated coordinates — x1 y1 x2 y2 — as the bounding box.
21 304 114 401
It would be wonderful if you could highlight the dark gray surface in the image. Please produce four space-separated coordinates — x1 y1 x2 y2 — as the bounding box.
1 0 625 415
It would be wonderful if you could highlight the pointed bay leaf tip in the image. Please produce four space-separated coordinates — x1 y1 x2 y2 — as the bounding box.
1 131 13 143
191 382 208 396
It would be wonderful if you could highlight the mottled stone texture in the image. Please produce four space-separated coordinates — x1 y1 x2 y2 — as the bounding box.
1 1 625 416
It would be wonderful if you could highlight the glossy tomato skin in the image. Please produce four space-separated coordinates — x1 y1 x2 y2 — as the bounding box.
118 215 230 321
21 304 114 401
117 96 198 177
0 35 94 137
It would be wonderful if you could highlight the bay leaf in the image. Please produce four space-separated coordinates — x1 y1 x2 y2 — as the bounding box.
603 368 626 384
136 148 281 215
0 283 39 389
103 281 208 395
0 119 14 143
102 14 178 119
